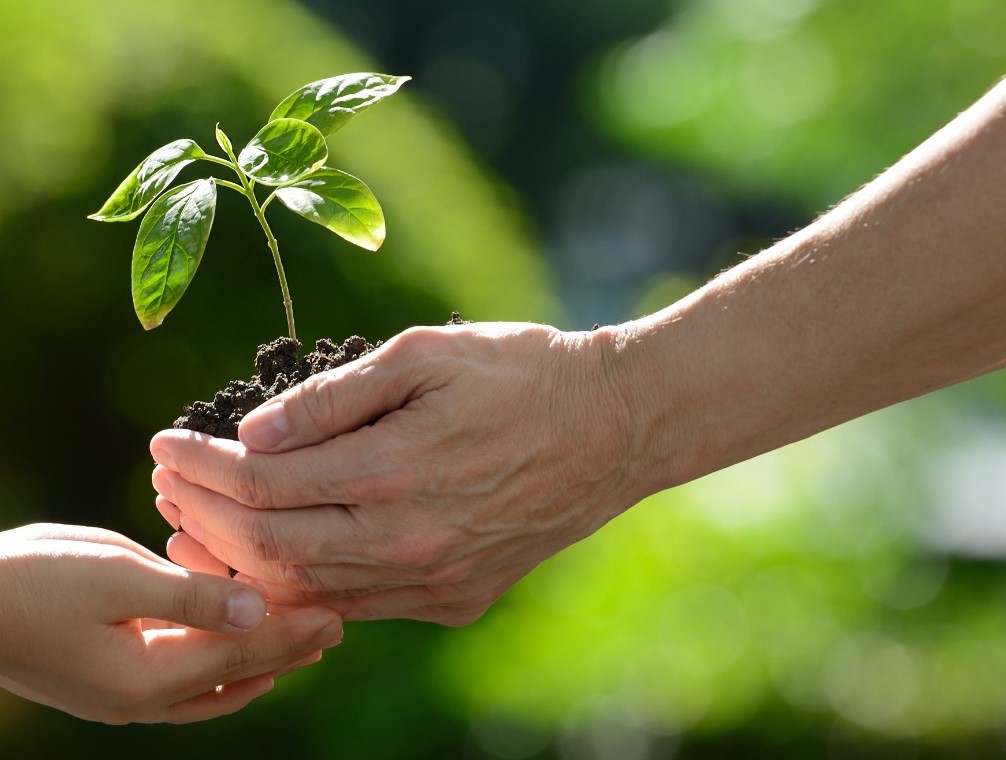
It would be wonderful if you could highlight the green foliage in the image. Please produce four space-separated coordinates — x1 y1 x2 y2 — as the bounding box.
131 179 216 330
237 117 329 185
89 73 409 337
276 169 388 251
587 0 1006 210
269 72 409 136
87 139 206 223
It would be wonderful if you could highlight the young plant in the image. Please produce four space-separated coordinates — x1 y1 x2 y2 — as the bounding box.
89 72 410 343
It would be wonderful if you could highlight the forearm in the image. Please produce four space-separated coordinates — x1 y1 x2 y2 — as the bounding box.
599 76 1006 493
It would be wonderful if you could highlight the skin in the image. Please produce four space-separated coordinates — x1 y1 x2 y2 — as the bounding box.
151 75 1006 626
0 523 343 724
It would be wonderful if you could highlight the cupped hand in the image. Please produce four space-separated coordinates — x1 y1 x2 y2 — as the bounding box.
150 321 643 625
0 523 343 724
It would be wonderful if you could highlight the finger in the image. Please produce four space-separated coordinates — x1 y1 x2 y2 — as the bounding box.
156 460 540 598
165 508 452 606
144 674 276 725
155 496 182 531
151 426 412 508
165 531 232 577
338 589 490 626
154 465 384 571
154 646 325 723
237 330 431 453
160 492 446 600
275 649 324 675
6 523 177 569
141 606 343 705
165 538 308 610
150 431 248 496
0 523 137 543
109 555 268 633
336 567 525 625
168 522 421 606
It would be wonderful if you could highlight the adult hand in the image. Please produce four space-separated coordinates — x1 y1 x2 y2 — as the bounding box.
150 322 646 626
0 523 343 724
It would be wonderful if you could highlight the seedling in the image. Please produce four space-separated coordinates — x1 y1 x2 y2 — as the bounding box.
89 72 410 343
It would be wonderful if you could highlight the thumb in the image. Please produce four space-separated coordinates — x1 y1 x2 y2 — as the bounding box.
123 562 268 633
238 333 421 453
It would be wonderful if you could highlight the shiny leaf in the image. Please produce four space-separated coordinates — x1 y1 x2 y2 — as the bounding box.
275 168 385 250
237 118 328 186
88 139 204 222
269 72 410 136
131 179 217 330
215 124 234 157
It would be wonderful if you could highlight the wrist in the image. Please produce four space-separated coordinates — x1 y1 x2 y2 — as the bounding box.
585 276 806 497
582 320 705 500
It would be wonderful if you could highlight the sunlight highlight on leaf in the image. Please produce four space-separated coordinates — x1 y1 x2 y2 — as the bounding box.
88 139 205 222
275 168 386 250
237 118 328 186
131 178 217 330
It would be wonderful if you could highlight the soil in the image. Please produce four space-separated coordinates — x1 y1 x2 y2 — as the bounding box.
173 312 467 439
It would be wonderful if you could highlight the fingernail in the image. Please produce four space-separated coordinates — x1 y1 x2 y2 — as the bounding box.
227 587 265 631
180 515 204 544
151 447 176 471
240 402 289 451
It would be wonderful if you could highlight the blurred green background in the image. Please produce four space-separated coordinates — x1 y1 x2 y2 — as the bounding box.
2 0 1006 757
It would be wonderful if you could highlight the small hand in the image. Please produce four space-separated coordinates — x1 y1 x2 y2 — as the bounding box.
0 523 343 723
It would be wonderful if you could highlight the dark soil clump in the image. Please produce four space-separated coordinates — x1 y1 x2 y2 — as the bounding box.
173 335 379 439
173 312 468 439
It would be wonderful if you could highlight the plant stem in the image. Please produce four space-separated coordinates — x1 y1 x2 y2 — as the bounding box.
215 178 245 194
214 149 297 343
250 193 297 343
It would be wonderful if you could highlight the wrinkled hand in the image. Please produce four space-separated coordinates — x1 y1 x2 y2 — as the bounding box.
0 523 343 724
150 322 641 626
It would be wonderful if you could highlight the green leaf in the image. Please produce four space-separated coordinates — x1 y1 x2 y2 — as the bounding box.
275 168 386 250
131 179 217 330
88 139 205 222
269 73 410 137
215 124 234 157
237 118 328 186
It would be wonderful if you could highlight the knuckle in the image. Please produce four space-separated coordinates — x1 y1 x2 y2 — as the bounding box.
278 559 323 593
429 559 471 586
438 604 488 628
172 582 205 624
230 459 278 509
224 641 257 673
300 373 341 431
373 524 462 576
384 326 432 361
341 460 418 504
371 534 436 575
239 514 282 563
434 584 500 627
379 326 450 381
333 585 385 598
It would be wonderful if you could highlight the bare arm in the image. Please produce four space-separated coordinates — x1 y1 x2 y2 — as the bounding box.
607 74 1006 494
